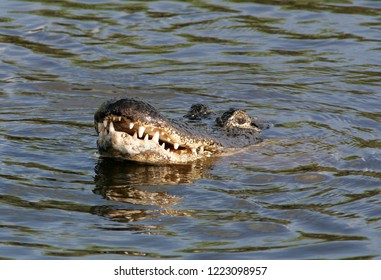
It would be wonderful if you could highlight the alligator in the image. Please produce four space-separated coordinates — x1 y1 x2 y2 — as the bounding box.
94 97 269 164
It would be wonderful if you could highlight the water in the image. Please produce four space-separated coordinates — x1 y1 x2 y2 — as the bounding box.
1 0 380 259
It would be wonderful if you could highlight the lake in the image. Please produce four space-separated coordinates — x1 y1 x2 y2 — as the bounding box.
0 0 380 259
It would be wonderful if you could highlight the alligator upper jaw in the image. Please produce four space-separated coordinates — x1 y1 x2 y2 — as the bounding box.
95 114 218 163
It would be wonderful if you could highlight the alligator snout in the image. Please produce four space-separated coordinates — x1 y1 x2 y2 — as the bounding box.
95 98 267 163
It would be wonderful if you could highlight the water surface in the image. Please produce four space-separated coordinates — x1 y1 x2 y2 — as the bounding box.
1 0 381 259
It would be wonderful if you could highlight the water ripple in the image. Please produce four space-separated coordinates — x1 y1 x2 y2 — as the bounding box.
1 0 380 259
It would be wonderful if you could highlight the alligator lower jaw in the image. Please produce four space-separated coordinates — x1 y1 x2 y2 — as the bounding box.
95 115 215 163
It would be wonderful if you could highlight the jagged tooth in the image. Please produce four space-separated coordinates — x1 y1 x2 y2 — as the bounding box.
152 131 160 143
129 122 134 129
167 137 171 142
138 126 145 138
174 143 179 150
97 123 102 132
192 148 197 155
117 116 121 121
144 134 149 141
167 148 170 153
161 142 165 149
109 121 115 133
199 146 204 154
103 120 108 127
133 132 138 140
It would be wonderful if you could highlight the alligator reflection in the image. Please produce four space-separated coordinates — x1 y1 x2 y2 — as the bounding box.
93 158 212 223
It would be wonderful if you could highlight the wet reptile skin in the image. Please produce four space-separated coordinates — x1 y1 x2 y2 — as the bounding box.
94 97 268 163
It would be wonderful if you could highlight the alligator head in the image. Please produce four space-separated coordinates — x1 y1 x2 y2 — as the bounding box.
94 98 267 163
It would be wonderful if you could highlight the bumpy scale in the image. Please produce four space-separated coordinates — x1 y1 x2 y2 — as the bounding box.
94 98 267 163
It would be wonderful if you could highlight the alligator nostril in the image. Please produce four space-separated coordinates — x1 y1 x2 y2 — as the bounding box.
95 97 266 163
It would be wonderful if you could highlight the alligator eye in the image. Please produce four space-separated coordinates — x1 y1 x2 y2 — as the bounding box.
237 117 247 125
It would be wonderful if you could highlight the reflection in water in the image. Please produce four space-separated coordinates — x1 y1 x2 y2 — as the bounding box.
92 158 214 223
1 0 381 260
97 185 180 207
94 157 211 188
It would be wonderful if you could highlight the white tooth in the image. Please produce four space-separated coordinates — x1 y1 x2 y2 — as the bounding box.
144 134 149 141
167 148 170 153
133 132 138 140
129 122 134 129
103 120 108 127
117 116 121 121
174 143 179 150
199 146 204 154
109 121 115 133
192 148 197 155
161 143 165 149
97 123 102 132
138 126 145 138
152 131 160 143
167 138 171 142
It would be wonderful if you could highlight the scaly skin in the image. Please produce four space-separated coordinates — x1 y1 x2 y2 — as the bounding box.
94 97 266 163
